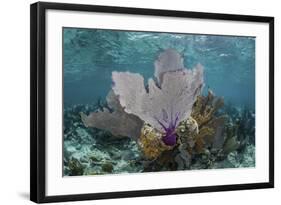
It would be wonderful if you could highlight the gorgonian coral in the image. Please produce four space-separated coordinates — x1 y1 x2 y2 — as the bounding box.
80 90 143 140
191 90 226 153
112 49 204 146
82 49 204 148
154 48 185 85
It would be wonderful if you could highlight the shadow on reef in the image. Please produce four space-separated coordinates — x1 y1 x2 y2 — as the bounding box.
63 90 255 176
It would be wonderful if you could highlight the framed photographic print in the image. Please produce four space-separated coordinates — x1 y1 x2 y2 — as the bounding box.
30 1 274 203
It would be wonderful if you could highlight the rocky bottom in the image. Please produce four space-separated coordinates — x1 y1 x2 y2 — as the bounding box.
63 103 255 176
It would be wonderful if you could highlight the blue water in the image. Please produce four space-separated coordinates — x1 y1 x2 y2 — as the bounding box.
63 28 255 109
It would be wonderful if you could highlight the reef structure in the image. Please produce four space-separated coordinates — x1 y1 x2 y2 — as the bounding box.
80 48 254 172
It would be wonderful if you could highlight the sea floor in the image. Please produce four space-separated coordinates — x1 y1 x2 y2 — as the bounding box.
63 104 255 176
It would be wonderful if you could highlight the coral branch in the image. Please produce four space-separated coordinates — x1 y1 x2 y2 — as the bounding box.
154 48 185 85
80 91 143 140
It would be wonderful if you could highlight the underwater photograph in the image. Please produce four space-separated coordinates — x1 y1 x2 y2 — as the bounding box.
63 28 255 176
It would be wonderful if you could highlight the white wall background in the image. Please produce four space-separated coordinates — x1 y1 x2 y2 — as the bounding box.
0 0 278 204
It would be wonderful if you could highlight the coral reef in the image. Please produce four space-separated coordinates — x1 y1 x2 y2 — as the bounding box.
64 48 255 176
222 105 255 155
141 89 227 171
64 101 255 175
64 104 143 176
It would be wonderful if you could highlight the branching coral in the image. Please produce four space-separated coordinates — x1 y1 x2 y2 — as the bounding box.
190 89 226 153
191 89 224 128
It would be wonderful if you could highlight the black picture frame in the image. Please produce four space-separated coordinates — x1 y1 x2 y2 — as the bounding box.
30 1 274 203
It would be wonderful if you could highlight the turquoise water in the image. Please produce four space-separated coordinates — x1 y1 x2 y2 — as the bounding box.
63 28 255 109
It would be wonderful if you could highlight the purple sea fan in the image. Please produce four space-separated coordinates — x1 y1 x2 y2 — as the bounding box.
154 48 185 85
80 90 143 140
112 49 204 146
